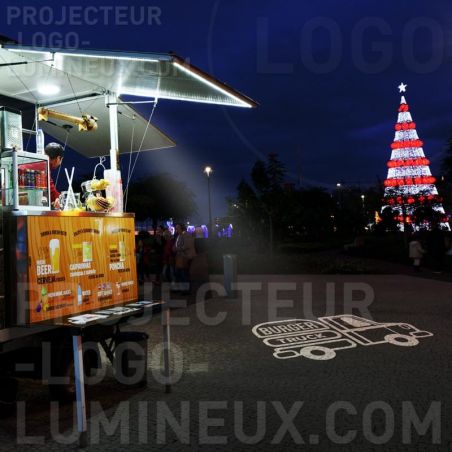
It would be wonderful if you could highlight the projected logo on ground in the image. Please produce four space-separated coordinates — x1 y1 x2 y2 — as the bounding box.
252 315 433 361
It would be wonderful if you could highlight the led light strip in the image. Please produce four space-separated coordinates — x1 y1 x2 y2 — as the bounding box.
56 52 160 63
5 48 53 61
118 87 253 107
173 61 253 108
8 48 160 63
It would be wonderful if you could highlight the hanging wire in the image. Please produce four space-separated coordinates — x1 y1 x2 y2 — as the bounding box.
124 114 136 210
40 68 78 187
0 57 54 68
0 51 39 103
123 75 161 208
27 63 53 151
66 73 83 116
24 115 36 151
129 100 158 180
123 98 159 210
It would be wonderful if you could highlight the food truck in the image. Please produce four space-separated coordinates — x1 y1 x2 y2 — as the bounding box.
0 42 257 411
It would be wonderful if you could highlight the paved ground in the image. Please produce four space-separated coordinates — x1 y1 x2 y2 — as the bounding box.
0 273 451 451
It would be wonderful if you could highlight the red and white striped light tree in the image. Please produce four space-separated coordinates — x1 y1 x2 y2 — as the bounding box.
383 83 449 230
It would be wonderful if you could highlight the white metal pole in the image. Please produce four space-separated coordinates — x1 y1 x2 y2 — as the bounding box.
72 334 87 447
162 306 171 393
107 93 119 171
12 148 19 210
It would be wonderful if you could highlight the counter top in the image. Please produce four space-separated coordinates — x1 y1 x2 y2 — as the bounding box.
2 209 134 218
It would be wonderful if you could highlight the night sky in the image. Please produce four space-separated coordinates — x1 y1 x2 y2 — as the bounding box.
2 0 452 223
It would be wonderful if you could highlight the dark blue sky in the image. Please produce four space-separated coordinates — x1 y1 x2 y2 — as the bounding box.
2 0 452 222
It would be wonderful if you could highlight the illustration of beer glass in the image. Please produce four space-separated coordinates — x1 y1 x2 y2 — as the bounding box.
119 240 126 262
49 239 60 273
82 241 92 262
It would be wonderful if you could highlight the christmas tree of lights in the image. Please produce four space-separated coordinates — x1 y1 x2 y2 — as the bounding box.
383 83 449 230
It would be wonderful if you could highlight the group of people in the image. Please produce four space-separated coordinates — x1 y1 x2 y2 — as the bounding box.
136 224 196 292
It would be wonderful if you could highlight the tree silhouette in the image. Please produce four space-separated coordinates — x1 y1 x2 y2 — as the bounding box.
230 154 339 243
441 136 452 183
126 173 197 224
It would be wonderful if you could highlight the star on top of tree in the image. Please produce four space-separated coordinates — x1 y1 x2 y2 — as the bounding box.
398 82 407 93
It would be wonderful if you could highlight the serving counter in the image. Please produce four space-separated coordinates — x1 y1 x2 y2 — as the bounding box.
1 210 138 326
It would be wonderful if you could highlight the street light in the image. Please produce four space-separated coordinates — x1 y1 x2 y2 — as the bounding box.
204 166 213 237
360 194 367 228
361 194 366 210
336 182 343 209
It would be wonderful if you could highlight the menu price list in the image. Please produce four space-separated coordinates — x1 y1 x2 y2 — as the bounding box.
27 216 137 324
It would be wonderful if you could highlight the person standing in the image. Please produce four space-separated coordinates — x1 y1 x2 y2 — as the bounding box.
136 238 145 285
149 226 164 285
409 233 425 272
44 142 65 209
427 224 446 273
173 224 196 293
162 228 175 285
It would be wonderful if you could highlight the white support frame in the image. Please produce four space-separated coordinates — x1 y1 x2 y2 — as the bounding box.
107 92 119 171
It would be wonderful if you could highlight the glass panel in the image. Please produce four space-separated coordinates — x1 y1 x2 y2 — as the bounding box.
0 150 50 210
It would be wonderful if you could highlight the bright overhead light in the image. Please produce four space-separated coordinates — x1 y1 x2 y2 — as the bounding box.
37 84 61 95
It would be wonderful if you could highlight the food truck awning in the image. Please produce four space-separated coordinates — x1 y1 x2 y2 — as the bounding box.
0 45 257 156
0 45 257 108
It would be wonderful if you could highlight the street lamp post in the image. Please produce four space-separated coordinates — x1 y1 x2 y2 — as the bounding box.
336 182 343 209
204 166 213 237
361 194 366 227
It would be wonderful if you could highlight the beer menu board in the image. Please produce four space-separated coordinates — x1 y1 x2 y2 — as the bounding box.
26 215 138 324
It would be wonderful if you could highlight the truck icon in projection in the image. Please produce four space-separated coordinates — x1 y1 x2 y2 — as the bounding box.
252 315 433 361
